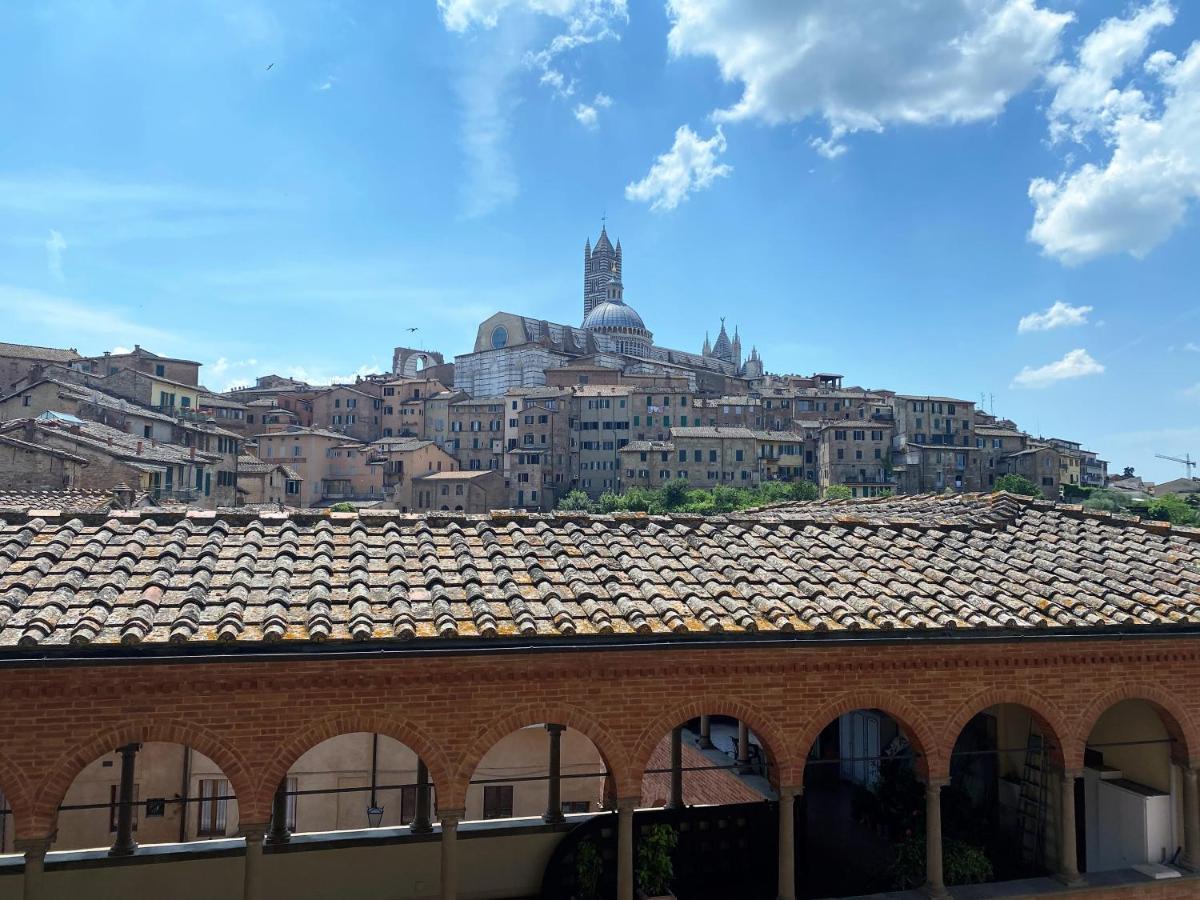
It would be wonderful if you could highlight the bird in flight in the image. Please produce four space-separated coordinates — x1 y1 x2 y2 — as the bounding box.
266 63 274 71
406 327 419 332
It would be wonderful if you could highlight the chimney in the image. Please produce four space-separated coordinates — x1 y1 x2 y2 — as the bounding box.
111 482 135 510
136 441 143 455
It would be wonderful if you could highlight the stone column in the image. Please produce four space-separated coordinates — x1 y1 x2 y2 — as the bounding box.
737 720 750 774
412 759 433 834
617 798 637 900
698 715 713 750
924 779 948 897
1182 766 1200 872
266 778 291 845
15 837 51 900
667 726 684 810
545 724 566 824
239 825 268 900
440 808 463 900
1058 769 1083 886
109 742 141 857
777 786 800 900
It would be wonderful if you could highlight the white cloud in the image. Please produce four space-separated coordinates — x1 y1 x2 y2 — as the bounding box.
1017 301 1093 333
1045 0 1175 143
45 230 66 281
1011 348 1105 388
664 0 1071 158
1185 342 1200 353
573 92 611 128
315 76 335 92
625 125 731 212
1029 5 1200 263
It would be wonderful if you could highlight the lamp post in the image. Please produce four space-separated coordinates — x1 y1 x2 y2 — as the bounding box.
366 732 384 828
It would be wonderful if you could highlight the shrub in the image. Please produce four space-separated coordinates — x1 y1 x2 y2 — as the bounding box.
823 484 853 500
557 490 596 512
573 840 602 900
993 474 1041 497
1146 493 1199 525
890 836 993 889
328 502 356 512
636 824 678 896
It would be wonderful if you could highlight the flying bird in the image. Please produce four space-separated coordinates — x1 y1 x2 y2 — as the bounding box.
266 63 274 71
406 327 419 332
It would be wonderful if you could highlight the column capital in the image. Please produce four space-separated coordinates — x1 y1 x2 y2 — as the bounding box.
777 784 803 799
238 823 270 840
924 777 950 790
545 723 566 736
13 837 52 855
616 796 639 814
1060 768 1084 781
439 808 465 825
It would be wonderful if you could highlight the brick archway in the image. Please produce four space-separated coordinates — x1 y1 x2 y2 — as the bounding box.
453 703 631 809
938 687 1071 781
629 698 794 791
257 712 453 825
1073 683 1199 769
30 720 254 838
794 691 939 783
0 747 33 842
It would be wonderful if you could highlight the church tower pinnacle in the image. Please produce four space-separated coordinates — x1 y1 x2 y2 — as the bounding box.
583 222 621 322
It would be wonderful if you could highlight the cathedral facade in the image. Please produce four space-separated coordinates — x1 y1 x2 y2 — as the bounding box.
452 227 765 396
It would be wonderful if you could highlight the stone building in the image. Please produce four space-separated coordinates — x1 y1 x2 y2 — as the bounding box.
754 429 818 483
817 422 895 496
0 432 89 493
309 384 382 444
253 427 377 508
407 469 505 513
235 455 302 507
367 438 459 505
0 341 80 396
73 345 201 387
0 414 221 506
446 397 505 473
1003 444 1062 499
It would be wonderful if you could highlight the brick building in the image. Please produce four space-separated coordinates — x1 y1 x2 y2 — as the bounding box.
0 494 1197 900
73 345 201 386
407 468 506 513
0 342 80 396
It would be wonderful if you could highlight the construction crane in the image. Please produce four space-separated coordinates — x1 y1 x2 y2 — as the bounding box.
1156 452 1197 477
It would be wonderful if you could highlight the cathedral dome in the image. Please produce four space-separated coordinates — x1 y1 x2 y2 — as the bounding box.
582 299 647 332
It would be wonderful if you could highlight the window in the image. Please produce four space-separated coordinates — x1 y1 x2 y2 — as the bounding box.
197 778 230 836
155 364 165 377
483 785 513 819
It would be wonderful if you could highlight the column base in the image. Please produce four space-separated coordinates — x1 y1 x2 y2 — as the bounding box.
697 737 714 750
542 812 566 825
922 882 949 898
107 843 138 858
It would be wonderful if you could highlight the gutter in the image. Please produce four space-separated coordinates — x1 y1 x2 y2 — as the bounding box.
0 621 1198 669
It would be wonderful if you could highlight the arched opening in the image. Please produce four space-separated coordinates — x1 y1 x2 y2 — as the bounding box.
1081 699 1188 874
626 715 777 898
464 724 608 823
947 704 1064 886
51 742 238 852
278 732 432 836
801 708 925 897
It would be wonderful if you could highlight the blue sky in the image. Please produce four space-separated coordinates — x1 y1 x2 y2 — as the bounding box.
0 0 1197 481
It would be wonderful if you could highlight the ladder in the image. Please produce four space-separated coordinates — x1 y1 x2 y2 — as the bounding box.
1016 729 1048 870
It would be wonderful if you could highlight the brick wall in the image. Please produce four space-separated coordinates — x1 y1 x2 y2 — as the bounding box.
0 635 1197 844
0 442 85 491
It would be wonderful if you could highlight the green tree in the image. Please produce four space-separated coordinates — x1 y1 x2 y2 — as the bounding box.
1146 494 1199 525
1081 488 1130 513
823 484 853 500
556 490 595 512
787 480 820 501
658 479 691 511
636 824 678 896
328 502 356 512
993 474 1041 497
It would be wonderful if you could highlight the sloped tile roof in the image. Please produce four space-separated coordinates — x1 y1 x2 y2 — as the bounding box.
0 490 117 513
0 494 1197 653
0 342 80 362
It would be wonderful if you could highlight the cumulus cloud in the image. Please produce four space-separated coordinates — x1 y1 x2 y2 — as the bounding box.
1017 301 1093 333
1029 3 1199 263
664 0 1071 158
1045 0 1174 142
1185 341 1200 353
625 125 731 212
45 230 66 281
315 76 335 92
1011 349 1105 388
573 92 611 128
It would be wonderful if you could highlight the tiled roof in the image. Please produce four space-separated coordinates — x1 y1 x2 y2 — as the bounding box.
237 456 301 479
671 427 755 439
0 418 220 466
0 342 80 362
621 441 673 452
0 490 116 513
0 493 1198 652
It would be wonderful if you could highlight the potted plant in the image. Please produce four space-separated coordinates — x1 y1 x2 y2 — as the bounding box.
636 823 679 899
573 840 602 900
